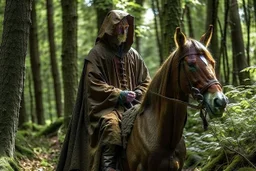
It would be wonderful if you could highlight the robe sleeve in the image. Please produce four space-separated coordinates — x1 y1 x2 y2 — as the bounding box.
133 53 151 102
86 61 122 114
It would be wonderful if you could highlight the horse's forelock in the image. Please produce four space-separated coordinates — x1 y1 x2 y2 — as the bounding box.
191 39 215 65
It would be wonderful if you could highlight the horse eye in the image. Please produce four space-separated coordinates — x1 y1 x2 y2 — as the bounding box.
200 55 208 65
187 62 197 71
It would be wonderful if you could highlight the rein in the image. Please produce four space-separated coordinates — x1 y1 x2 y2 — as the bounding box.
149 89 209 130
149 90 203 110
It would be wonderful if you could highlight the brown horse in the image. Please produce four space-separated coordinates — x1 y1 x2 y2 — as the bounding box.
121 26 228 171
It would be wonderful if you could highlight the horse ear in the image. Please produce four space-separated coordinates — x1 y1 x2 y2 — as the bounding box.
174 27 187 47
200 25 213 47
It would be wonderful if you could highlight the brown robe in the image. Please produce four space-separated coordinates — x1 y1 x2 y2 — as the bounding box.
56 10 151 171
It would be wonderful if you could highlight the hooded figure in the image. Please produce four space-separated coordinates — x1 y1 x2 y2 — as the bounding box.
56 10 151 171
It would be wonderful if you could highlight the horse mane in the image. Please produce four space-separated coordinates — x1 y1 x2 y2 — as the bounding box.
140 38 215 114
139 49 177 115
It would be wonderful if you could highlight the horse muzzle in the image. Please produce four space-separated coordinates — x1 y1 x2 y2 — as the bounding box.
203 92 228 118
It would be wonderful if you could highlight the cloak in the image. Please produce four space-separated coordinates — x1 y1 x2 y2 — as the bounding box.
56 10 151 171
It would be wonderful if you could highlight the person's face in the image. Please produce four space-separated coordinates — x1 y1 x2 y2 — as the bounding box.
115 18 129 45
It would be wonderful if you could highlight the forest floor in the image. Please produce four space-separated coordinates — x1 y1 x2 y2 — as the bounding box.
18 135 60 171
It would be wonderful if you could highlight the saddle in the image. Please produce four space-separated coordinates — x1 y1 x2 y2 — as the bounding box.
121 104 142 149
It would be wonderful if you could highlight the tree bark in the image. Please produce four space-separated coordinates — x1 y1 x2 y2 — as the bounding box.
160 0 181 59
19 91 28 127
94 0 113 31
152 0 163 64
0 0 32 157
185 4 194 38
134 0 145 53
61 0 78 128
47 0 62 118
229 0 250 85
28 70 36 123
29 0 45 125
205 0 220 80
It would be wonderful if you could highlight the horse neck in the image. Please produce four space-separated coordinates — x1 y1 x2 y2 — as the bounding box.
155 76 189 150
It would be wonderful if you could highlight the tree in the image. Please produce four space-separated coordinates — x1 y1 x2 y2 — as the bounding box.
229 0 250 85
19 91 28 127
94 0 113 31
205 0 221 79
47 0 63 118
61 0 78 128
29 0 45 125
184 3 194 38
159 0 181 60
0 0 32 157
134 0 145 53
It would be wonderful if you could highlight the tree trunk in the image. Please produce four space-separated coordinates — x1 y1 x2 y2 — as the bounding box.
28 70 36 123
152 0 164 64
134 0 145 53
47 0 62 118
205 0 220 80
61 0 78 128
19 91 28 127
29 0 45 125
0 1 5 41
0 0 32 157
229 0 250 85
160 0 181 59
185 4 194 38
94 0 113 31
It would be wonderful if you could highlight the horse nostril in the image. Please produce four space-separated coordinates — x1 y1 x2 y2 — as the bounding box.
214 98 227 108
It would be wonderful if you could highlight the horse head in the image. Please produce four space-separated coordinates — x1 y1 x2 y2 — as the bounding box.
174 25 228 118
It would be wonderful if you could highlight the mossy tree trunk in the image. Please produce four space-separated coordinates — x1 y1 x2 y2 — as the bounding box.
0 0 32 157
229 0 250 85
29 0 45 125
61 0 78 128
160 0 181 59
94 0 113 31
47 0 63 118
19 91 28 128
205 0 220 79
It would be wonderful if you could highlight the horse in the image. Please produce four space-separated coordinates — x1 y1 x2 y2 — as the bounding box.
121 26 228 171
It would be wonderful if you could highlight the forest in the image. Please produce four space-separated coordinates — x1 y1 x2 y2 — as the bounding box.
0 0 256 170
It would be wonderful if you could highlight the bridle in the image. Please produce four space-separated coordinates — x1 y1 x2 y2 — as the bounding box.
149 52 222 130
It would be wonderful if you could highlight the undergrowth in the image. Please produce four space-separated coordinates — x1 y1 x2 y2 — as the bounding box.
184 79 256 170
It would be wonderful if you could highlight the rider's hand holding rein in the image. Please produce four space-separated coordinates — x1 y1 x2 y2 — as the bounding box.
119 90 136 103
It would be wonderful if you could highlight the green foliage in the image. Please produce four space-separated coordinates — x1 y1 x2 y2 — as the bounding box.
0 157 20 171
15 132 34 159
184 81 256 170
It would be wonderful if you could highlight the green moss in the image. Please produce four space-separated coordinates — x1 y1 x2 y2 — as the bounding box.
15 131 35 159
184 150 202 168
224 155 245 171
19 122 44 132
0 157 20 171
201 150 225 171
237 167 256 171
15 144 34 158
36 117 64 137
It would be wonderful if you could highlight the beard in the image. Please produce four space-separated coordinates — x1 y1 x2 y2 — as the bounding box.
117 34 127 45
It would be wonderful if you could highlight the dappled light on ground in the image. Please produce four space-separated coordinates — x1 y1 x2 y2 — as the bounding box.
18 136 60 171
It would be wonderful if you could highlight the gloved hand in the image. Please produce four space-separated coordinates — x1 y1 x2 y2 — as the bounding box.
119 91 136 104
134 89 142 97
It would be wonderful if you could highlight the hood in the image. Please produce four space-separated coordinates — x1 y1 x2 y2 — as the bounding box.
96 10 134 54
